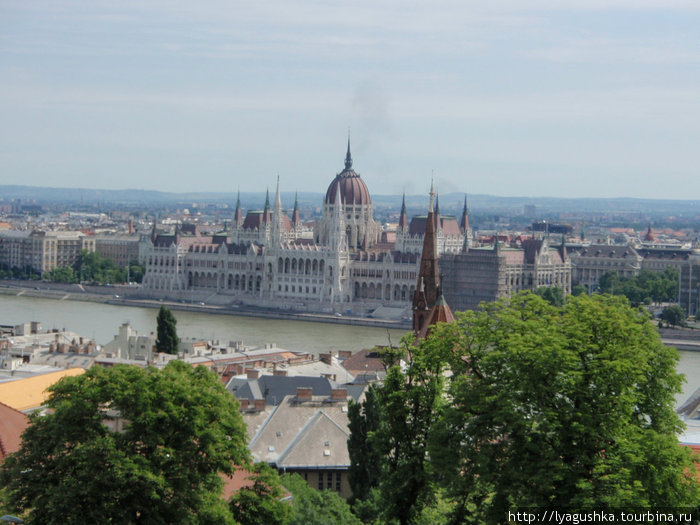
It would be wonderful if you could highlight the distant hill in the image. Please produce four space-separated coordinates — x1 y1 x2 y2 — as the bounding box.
1 185 698 217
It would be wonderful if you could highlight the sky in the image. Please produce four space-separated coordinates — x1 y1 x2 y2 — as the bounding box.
1 1 699 199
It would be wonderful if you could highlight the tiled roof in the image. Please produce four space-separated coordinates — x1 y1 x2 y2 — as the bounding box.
0 368 85 411
0 401 29 461
276 411 350 468
341 348 387 376
249 395 349 464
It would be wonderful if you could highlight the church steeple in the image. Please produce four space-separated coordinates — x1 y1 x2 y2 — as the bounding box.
398 192 408 231
460 194 470 232
434 193 441 231
263 188 271 224
291 192 300 226
413 183 440 336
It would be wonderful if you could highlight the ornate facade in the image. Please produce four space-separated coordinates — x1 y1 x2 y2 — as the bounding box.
141 142 470 314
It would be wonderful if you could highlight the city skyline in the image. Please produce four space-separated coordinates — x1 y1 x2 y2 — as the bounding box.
1 1 699 199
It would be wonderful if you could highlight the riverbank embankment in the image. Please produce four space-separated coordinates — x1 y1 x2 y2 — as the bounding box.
0 281 409 330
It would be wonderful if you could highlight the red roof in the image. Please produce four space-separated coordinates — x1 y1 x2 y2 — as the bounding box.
0 401 29 461
325 171 371 206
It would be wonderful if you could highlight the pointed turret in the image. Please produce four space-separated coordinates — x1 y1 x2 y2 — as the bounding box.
330 183 347 252
416 286 455 341
398 192 408 231
460 194 470 232
291 192 300 226
644 223 655 242
434 193 441 231
262 188 271 224
413 185 440 336
234 190 243 226
344 137 353 170
272 176 285 243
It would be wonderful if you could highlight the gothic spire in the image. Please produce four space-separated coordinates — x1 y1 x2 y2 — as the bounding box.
344 136 353 170
263 188 271 224
460 194 470 232
234 190 243 226
413 183 440 336
291 192 300 225
434 192 441 231
398 192 408 231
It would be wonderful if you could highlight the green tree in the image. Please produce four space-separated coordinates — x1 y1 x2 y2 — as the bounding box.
156 305 179 354
281 473 361 525
661 304 686 327
534 285 565 306
347 384 383 503
428 293 697 523
74 249 127 284
349 335 448 525
572 284 587 296
0 361 249 524
230 463 292 525
46 265 77 283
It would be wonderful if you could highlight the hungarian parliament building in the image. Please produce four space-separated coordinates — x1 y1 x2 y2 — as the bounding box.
141 142 472 315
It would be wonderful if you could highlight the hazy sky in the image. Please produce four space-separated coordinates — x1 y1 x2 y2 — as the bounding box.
1 1 699 199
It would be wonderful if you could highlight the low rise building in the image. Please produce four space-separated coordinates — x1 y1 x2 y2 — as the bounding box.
0 229 96 276
246 389 353 498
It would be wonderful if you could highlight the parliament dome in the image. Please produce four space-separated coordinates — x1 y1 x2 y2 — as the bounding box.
324 140 371 206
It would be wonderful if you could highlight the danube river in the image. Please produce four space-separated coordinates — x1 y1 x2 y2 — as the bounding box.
0 295 407 355
1 294 698 406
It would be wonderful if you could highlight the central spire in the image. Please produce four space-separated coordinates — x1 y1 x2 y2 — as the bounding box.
344 136 353 170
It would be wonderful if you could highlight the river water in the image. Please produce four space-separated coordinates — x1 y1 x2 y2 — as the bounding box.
0 295 407 355
1 294 698 407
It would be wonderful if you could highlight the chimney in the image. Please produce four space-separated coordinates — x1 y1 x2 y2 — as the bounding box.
254 399 266 411
331 388 347 401
246 369 260 380
319 352 333 365
239 399 249 411
296 387 313 401
337 350 352 359
273 369 288 376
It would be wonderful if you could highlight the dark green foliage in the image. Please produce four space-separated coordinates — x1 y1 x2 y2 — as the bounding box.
0 361 249 524
156 305 179 354
597 268 679 305
572 284 587 296
0 263 39 280
349 293 698 525
430 293 697 523
534 285 565 306
45 265 77 283
230 463 292 525
128 262 145 283
661 304 686 327
350 334 448 525
73 249 128 284
281 473 361 525
347 385 382 503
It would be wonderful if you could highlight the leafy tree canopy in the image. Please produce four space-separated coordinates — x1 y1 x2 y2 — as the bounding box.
230 463 293 525
0 361 249 524
597 268 679 306
534 285 565 306
349 293 698 525
281 473 361 525
661 304 686 327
